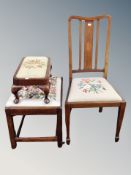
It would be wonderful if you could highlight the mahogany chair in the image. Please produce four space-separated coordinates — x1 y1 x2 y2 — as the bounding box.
65 15 126 145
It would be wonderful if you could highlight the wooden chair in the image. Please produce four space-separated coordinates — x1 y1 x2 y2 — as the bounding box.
65 15 126 145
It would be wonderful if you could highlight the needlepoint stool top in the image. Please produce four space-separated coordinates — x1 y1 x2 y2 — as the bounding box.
13 56 51 85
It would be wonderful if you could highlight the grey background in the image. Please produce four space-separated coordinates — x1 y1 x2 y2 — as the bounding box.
0 0 131 174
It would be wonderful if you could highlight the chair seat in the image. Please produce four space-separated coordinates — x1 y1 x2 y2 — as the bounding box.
68 77 122 102
6 77 61 107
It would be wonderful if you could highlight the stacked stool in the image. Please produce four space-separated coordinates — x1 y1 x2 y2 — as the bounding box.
11 56 51 104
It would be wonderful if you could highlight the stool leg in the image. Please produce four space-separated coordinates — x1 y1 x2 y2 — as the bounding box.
57 109 63 148
11 86 21 104
6 115 17 149
99 107 103 113
56 115 58 137
39 86 50 104
44 91 50 104
65 104 71 145
115 102 126 142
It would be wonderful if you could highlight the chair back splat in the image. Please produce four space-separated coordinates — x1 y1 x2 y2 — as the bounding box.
68 15 111 82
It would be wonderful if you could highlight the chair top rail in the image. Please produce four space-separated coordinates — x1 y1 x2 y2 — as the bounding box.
68 15 111 22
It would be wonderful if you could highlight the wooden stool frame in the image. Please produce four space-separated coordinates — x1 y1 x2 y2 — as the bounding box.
6 78 63 148
65 15 126 145
12 57 52 104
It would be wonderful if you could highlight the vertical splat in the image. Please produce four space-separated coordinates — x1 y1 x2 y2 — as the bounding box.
79 20 82 70
84 21 94 69
95 19 100 69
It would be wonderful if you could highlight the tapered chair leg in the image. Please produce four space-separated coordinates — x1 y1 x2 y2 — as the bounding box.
65 104 71 145
115 102 126 142
6 115 17 149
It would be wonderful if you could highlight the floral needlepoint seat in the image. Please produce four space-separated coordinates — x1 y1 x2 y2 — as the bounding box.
7 77 61 107
16 56 48 79
68 77 122 102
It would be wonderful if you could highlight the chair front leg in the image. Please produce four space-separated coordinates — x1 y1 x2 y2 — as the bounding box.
65 104 71 145
115 102 126 142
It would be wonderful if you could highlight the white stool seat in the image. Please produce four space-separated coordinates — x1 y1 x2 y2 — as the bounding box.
68 77 122 102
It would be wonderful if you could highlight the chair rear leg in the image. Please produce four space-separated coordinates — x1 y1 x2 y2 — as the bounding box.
65 104 71 145
115 102 126 142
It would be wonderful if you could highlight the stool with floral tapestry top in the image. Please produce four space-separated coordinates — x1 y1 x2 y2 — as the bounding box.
5 77 64 148
12 56 52 104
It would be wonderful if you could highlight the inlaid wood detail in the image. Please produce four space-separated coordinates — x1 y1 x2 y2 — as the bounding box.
84 21 94 69
79 20 82 70
95 19 100 69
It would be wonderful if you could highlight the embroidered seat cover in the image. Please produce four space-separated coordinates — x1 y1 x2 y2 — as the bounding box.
68 77 122 102
16 56 48 79
6 77 61 107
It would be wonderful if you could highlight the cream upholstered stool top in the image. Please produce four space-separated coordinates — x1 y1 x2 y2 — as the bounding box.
12 56 52 104
5 77 63 148
68 77 122 102
16 56 48 79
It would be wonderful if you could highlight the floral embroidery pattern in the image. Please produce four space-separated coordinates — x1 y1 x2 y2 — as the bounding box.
18 77 57 101
78 78 106 94
23 58 47 69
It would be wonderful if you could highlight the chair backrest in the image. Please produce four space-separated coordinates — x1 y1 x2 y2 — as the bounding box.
68 15 111 82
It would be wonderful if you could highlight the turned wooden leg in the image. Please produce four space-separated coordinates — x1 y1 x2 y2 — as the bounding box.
39 85 50 104
44 82 50 104
99 107 103 113
57 109 63 148
115 102 126 142
44 90 50 104
65 104 71 145
11 86 22 104
6 115 17 149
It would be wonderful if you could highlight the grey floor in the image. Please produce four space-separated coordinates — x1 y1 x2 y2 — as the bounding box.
0 0 131 175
